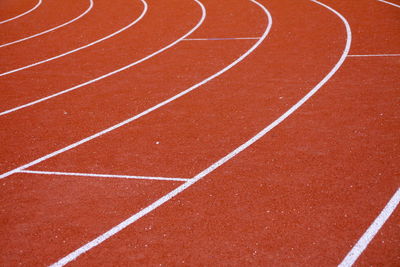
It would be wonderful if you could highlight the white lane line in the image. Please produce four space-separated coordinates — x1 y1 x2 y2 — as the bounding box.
183 37 261 40
339 188 400 267
0 0 210 117
0 0 148 77
18 170 189 182
348 54 400 57
376 0 400 8
0 0 42 25
0 0 207 179
49 0 351 265
49 1 270 265
0 0 94 48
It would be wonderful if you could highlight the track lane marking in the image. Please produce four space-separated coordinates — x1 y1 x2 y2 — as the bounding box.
48 0 352 264
18 170 189 182
376 0 400 8
0 0 148 77
0 0 42 25
348 54 400 57
339 188 400 267
49 1 271 265
0 0 94 48
0 0 207 179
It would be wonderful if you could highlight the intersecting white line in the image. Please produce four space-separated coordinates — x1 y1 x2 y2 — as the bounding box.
0 0 148 77
348 54 400 57
339 188 400 267
376 0 400 8
0 0 42 25
0 0 94 48
19 170 189 182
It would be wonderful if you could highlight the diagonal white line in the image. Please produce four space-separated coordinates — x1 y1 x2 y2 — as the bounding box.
339 188 400 267
18 170 189 182
376 0 400 8
0 0 94 48
0 0 148 77
0 0 42 25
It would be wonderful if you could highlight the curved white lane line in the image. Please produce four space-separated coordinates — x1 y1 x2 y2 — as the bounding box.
0 0 207 179
0 0 42 25
48 1 268 265
48 0 351 264
3 0 205 116
376 0 400 8
0 0 148 77
0 0 94 48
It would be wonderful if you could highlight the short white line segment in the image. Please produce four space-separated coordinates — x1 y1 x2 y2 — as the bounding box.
376 0 400 8
50 0 351 265
348 54 400 57
339 188 400 267
19 170 189 182
0 0 42 25
0 0 94 48
0 0 148 77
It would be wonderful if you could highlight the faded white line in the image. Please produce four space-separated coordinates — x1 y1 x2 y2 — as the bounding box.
339 188 400 267
348 54 400 57
0 0 147 77
49 0 352 265
0 0 207 179
19 170 189 182
0 0 94 48
49 1 270 265
0 0 42 25
376 0 400 8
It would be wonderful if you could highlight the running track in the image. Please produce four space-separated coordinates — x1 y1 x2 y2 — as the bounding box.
0 0 399 265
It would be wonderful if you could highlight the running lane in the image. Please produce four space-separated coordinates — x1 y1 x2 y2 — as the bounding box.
45 0 397 265
0 0 143 73
0 0 266 265
0 0 89 45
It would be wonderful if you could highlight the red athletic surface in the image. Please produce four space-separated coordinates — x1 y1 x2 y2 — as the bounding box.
0 0 399 266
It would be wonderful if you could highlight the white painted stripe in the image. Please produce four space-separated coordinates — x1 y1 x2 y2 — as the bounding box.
49 1 271 265
0 0 94 48
348 54 400 57
50 0 351 265
18 170 189 182
0 0 207 179
0 0 148 77
339 188 400 267
0 0 42 25
377 0 400 8
183 37 261 40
